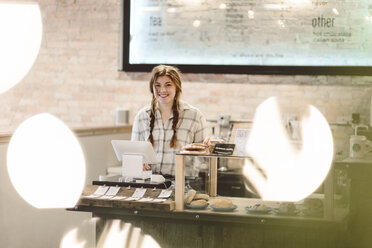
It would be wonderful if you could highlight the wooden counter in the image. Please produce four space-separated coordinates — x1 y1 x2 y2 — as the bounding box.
71 195 347 248
70 184 349 248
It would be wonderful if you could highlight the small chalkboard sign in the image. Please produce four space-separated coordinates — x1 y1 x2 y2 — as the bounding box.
212 143 235 155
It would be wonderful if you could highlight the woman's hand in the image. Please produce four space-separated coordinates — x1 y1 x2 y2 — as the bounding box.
143 163 151 171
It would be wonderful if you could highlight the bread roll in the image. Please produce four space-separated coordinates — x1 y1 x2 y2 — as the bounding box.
207 138 225 153
180 149 208 155
208 138 225 146
184 189 196 204
190 199 208 206
182 143 208 151
278 202 296 213
191 143 208 148
212 199 234 208
251 203 269 211
304 198 323 212
194 193 210 201
180 143 209 155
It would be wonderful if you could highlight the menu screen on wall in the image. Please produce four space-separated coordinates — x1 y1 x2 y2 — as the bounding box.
122 0 372 75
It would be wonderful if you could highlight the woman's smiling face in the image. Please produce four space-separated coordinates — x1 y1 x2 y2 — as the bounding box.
153 75 176 106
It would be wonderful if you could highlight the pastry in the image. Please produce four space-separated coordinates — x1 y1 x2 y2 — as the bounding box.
194 193 210 201
182 143 208 151
207 138 225 153
180 149 208 155
212 199 234 208
184 189 196 204
251 203 269 211
180 143 209 155
304 198 323 215
190 199 208 206
278 202 296 213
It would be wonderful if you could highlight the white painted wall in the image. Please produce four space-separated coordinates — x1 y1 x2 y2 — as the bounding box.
0 131 130 248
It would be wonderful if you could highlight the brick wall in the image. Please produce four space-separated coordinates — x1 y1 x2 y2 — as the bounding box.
1 0 371 156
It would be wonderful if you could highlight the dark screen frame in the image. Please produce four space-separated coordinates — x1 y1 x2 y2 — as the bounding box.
121 0 372 76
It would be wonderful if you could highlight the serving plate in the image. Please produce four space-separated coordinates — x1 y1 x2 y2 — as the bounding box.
273 209 300 216
245 206 272 214
210 204 237 212
302 209 323 217
185 203 209 210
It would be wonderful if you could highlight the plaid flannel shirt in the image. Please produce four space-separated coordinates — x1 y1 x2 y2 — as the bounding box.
131 101 206 175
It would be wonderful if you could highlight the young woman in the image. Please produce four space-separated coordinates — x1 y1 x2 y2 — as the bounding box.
131 65 207 176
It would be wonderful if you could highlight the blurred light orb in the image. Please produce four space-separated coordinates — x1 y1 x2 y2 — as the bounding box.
0 3 42 94
219 3 227 9
244 97 334 202
60 228 86 248
193 19 201 27
7 113 86 208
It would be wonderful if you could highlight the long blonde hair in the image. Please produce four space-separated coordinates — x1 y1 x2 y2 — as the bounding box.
148 65 182 148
